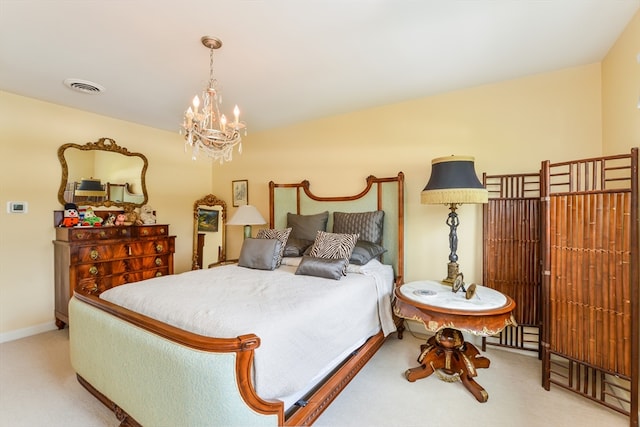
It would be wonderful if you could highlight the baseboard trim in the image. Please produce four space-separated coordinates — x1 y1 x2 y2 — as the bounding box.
0 322 57 343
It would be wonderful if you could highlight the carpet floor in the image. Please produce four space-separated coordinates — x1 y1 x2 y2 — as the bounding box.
0 327 630 426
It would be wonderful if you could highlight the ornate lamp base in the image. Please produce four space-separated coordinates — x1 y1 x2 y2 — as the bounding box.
442 261 460 284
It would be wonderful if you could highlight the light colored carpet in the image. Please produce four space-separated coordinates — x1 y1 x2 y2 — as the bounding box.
0 327 630 427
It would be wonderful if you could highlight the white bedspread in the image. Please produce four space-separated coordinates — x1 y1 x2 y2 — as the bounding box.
100 260 395 401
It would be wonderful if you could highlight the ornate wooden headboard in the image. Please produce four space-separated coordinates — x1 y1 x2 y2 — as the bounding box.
268 172 405 285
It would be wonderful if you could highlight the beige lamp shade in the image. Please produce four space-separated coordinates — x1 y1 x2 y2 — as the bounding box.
227 205 266 239
227 205 266 226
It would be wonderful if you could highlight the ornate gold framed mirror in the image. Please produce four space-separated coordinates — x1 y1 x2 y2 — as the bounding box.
193 194 227 269
57 138 148 209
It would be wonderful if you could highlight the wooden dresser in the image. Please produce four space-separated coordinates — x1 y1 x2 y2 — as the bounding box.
53 224 176 328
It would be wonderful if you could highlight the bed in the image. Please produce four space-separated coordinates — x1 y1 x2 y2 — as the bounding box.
69 172 405 426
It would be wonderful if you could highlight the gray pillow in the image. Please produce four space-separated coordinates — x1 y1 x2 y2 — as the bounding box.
295 256 348 280
255 228 291 267
282 237 314 257
349 240 387 265
287 211 329 241
333 211 384 244
238 238 283 271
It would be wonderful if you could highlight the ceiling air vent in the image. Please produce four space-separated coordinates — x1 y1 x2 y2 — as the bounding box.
63 78 105 94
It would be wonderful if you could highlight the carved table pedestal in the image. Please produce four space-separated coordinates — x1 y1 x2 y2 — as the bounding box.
394 280 516 402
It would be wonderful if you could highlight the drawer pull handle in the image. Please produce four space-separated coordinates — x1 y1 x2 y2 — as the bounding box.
99 231 106 238
141 228 149 235
155 272 163 277
89 266 98 276
160 228 166 234
90 250 99 260
155 244 163 253
83 283 98 294
155 258 163 266
76 232 85 239
121 229 128 235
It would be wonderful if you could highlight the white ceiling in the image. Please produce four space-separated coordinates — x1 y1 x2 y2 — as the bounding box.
1 1 638 133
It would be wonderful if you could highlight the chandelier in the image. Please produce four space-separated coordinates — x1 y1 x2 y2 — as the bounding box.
181 36 246 162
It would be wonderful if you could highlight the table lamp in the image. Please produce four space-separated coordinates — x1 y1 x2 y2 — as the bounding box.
227 204 266 239
421 155 488 284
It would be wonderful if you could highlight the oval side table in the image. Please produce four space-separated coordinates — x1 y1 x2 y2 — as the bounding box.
394 280 516 402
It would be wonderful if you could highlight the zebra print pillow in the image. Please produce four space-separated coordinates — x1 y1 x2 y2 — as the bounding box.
308 231 359 275
256 227 291 267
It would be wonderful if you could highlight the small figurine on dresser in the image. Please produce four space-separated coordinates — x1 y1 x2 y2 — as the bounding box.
60 203 80 227
103 213 116 227
124 210 142 226
81 207 103 227
114 212 126 226
140 205 156 225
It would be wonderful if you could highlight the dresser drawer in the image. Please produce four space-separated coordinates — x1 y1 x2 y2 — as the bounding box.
77 276 127 295
134 225 169 237
126 255 171 271
60 226 132 241
76 238 171 262
129 239 171 256
75 260 127 279
77 268 170 295
76 244 130 263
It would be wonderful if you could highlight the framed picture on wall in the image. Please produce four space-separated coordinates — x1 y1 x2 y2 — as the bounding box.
232 180 248 207
197 208 219 232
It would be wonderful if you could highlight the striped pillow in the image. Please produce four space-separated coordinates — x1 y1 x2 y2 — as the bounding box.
308 231 359 275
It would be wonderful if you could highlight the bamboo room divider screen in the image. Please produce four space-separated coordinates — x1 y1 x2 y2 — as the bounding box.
482 173 542 355
541 148 638 426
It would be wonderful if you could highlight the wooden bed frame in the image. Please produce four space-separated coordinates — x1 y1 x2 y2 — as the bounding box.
70 172 404 426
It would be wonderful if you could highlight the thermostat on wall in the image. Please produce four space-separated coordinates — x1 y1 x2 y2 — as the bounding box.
7 201 28 214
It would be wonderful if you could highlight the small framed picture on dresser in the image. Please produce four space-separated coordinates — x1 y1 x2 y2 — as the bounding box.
232 180 248 207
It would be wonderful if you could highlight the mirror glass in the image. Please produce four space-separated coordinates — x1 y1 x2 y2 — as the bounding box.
193 194 227 269
57 138 148 209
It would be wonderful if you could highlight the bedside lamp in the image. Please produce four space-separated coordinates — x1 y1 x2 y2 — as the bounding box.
421 155 488 284
227 205 266 239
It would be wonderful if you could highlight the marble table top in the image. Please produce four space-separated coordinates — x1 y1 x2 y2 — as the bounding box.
399 280 508 312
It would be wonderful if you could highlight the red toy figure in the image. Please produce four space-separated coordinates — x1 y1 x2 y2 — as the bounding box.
61 203 79 227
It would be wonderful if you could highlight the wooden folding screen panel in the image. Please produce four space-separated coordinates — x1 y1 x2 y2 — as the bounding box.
541 148 638 426
482 173 542 354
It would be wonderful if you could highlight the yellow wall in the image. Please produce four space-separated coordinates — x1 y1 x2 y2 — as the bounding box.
0 92 212 338
602 9 640 154
1 12 638 339
214 64 603 287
